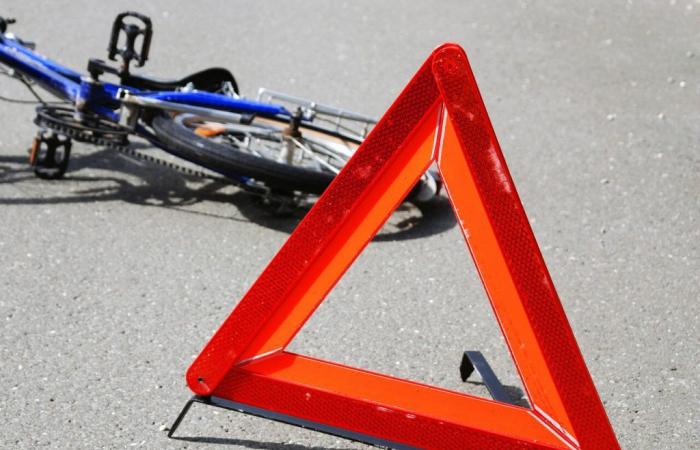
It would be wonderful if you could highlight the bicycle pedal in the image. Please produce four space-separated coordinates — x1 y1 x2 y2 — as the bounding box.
108 12 152 76
29 131 72 180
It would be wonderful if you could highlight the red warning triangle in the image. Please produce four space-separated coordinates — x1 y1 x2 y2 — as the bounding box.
185 44 620 450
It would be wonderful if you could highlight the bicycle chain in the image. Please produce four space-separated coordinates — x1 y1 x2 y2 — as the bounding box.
33 108 228 183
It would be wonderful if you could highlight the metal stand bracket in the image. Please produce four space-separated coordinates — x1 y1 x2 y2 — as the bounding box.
460 350 515 404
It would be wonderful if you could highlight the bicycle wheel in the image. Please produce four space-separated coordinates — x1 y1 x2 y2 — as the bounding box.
150 113 357 194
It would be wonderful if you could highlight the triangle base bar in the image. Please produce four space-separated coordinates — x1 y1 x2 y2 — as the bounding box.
168 350 539 449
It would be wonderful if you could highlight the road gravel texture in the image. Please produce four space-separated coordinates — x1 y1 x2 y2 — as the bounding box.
0 1 698 449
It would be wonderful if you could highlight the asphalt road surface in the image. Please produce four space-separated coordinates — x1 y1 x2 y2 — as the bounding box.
1 1 698 449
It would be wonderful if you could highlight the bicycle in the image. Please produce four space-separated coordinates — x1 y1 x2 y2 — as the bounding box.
0 12 441 208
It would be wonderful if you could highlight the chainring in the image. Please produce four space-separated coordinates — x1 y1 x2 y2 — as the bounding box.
33 105 129 148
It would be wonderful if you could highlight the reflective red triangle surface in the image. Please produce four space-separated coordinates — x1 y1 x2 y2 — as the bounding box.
185 44 620 450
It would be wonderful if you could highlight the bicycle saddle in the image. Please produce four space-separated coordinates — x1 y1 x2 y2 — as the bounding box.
123 67 239 94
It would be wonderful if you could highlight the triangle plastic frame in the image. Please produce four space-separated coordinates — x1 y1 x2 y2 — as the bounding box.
179 44 620 450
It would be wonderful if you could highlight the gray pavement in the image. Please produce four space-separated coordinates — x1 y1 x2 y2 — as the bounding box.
0 1 698 449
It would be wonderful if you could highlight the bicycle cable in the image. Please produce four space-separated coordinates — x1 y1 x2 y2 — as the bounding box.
0 94 42 104
0 67 70 105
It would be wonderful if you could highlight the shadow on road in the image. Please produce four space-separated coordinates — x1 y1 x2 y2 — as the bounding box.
172 436 357 450
463 381 530 408
0 146 456 241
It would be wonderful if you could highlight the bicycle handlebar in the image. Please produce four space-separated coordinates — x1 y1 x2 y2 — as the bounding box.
0 16 17 34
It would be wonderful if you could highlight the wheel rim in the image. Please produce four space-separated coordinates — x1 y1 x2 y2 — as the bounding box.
175 114 359 175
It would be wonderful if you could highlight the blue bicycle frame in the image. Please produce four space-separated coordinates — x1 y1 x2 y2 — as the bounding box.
0 33 291 123
0 14 437 205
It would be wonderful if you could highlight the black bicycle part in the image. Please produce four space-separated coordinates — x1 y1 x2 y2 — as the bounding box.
0 17 35 49
108 11 153 77
125 67 239 93
87 58 111 81
33 105 130 148
0 16 16 34
29 131 72 179
282 108 303 139
87 56 239 95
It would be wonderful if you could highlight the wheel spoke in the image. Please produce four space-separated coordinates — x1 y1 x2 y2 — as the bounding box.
176 113 355 175
291 137 340 174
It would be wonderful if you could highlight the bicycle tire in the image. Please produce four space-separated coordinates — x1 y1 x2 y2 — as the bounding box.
151 113 344 194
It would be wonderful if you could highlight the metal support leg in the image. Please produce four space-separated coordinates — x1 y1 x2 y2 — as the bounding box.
460 350 514 404
167 395 210 438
